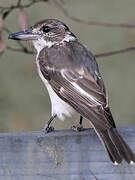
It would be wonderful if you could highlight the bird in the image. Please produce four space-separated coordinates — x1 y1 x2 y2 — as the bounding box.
8 19 135 164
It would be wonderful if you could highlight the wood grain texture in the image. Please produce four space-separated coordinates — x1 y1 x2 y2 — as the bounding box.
0 127 135 180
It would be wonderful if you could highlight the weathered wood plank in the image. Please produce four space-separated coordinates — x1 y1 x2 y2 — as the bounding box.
0 126 135 180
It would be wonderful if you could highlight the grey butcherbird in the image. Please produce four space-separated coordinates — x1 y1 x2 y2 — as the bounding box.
9 19 135 164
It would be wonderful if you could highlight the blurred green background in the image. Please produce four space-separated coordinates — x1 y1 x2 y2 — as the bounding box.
0 0 135 132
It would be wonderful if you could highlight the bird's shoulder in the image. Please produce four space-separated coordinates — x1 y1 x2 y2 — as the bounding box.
38 40 100 76
37 40 106 100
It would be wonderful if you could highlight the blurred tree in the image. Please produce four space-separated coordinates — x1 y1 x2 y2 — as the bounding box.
0 0 135 132
0 0 135 57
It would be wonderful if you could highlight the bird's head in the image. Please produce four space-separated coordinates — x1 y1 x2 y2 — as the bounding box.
8 19 76 51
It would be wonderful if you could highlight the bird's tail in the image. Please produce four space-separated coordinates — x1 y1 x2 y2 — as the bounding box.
95 127 135 164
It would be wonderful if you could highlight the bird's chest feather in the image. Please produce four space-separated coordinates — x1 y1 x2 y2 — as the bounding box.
35 53 75 120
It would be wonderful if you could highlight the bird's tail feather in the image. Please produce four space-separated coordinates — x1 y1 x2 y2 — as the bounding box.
96 128 135 164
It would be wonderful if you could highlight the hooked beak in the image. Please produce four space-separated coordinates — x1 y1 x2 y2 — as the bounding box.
8 29 38 41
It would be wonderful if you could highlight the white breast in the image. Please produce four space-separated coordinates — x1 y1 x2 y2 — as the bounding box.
44 81 75 120
35 54 75 120
32 35 76 120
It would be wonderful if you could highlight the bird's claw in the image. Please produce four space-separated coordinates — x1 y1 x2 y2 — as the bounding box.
43 124 54 134
71 124 84 132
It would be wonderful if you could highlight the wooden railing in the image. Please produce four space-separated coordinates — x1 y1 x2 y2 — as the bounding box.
0 126 135 180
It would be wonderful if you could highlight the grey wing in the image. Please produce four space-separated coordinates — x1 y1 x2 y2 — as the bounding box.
38 41 116 130
41 66 116 130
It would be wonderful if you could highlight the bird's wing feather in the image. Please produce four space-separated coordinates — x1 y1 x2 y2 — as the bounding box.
40 66 115 130
38 41 116 130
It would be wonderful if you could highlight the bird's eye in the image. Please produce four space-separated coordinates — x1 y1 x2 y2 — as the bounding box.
42 26 50 33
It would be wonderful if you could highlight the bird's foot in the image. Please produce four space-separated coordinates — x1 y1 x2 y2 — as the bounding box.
71 124 84 132
43 124 54 134
43 114 57 134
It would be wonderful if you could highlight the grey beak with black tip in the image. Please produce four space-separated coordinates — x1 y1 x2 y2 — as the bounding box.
8 29 38 41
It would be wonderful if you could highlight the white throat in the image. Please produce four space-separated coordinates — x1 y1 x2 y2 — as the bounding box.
32 34 76 55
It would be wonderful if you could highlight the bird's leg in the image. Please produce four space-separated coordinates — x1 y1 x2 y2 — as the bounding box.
43 114 57 134
79 115 83 125
72 115 84 132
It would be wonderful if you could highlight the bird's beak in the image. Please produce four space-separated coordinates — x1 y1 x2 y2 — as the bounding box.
8 29 38 41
